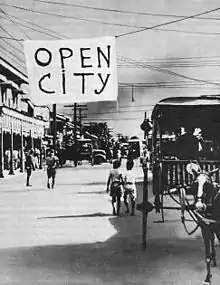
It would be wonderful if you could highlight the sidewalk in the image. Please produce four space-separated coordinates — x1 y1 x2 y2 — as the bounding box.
0 167 46 189
1 169 24 180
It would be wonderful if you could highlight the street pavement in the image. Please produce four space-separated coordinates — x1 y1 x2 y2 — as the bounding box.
0 160 220 285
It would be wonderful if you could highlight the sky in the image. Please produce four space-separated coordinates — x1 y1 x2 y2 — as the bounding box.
1 0 220 138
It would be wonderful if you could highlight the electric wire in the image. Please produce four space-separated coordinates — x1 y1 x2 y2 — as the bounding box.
118 56 220 87
0 8 31 40
0 46 26 69
81 117 145 121
2 4 220 40
118 54 220 61
33 0 220 21
0 14 62 40
3 10 220 38
3 2 220 35
153 27 220 37
0 10 71 39
0 3 148 29
0 37 24 56
0 36 23 41
0 24 23 47
116 7 220 38
0 44 24 64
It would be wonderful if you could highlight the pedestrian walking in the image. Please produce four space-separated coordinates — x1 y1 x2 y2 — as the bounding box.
123 160 137 216
33 148 40 169
46 149 59 189
25 149 35 187
106 159 123 216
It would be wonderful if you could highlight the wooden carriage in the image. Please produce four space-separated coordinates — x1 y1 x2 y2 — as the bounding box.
151 96 220 221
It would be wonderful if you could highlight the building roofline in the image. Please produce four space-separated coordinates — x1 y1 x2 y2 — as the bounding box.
0 57 28 84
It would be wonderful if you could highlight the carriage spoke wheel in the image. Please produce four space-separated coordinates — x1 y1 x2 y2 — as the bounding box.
179 187 186 221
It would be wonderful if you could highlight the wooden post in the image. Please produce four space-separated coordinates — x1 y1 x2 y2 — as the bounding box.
142 161 148 250
79 108 82 137
39 137 43 169
0 125 4 178
74 103 77 143
30 129 34 149
9 123 15 175
53 104 57 152
20 124 24 173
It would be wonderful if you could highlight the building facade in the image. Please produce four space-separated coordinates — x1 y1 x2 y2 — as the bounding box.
0 57 48 177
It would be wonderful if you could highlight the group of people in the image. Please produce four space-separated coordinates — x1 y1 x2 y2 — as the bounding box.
163 126 207 160
106 159 137 216
24 146 138 217
25 148 59 188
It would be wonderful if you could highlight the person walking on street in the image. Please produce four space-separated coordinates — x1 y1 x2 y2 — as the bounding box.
46 149 59 189
106 159 123 216
25 149 35 187
123 160 137 216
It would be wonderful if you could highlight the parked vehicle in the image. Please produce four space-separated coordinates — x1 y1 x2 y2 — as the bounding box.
78 138 93 163
91 149 107 165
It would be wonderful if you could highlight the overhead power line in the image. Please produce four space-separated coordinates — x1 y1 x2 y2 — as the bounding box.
118 61 220 67
0 44 24 63
0 24 23 47
118 55 220 61
64 109 152 115
34 0 220 21
2 3 220 38
0 46 25 68
0 14 62 40
0 8 31 39
119 80 218 85
0 36 23 41
0 37 24 55
153 27 220 36
82 117 145 121
116 7 220 37
0 10 71 39
118 56 220 87
0 3 147 29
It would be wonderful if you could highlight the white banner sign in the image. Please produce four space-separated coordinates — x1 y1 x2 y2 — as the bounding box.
23 36 117 105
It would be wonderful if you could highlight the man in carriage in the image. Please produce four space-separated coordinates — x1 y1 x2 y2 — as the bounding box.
174 125 200 160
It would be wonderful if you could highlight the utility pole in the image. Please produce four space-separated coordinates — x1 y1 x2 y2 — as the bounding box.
20 124 24 173
144 112 147 143
0 124 4 178
73 103 77 144
53 104 57 152
9 122 15 175
64 104 87 140
78 108 81 137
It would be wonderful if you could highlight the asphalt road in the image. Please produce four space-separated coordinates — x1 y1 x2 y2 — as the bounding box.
0 160 220 285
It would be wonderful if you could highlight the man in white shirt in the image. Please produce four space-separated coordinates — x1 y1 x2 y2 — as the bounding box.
123 160 137 216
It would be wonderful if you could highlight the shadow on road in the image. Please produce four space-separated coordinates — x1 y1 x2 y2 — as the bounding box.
38 212 113 219
3 188 46 194
1 168 218 284
1 211 215 284
66 191 106 195
57 181 106 187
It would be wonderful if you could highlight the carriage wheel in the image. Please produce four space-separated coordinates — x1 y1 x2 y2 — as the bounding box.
153 164 165 222
179 187 186 219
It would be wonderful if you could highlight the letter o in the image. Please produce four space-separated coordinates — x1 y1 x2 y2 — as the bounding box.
34 48 52 67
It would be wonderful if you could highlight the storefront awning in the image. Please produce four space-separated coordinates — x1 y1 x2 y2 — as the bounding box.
0 74 7 82
0 106 47 137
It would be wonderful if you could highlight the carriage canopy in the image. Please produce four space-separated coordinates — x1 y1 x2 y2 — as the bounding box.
152 95 220 142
